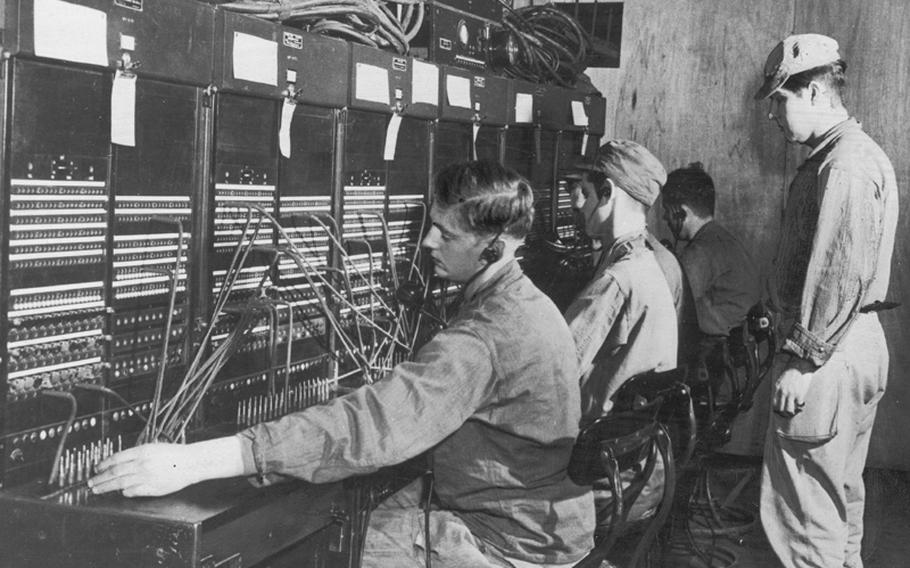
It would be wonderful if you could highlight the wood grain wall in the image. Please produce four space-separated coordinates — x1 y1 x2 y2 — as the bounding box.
534 0 910 467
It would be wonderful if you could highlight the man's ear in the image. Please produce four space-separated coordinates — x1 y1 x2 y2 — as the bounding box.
808 80 823 104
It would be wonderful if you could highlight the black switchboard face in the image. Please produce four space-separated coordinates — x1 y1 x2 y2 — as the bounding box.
109 79 197 397
2 60 111 488
276 105 335 321
4 60 110 395
554 131 587 242
503 126 557 241
435 121 502 167
436 122 474 164
210 92 283 387
211 92 279 304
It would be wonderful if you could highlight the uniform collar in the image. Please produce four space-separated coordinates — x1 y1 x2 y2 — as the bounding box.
599 230 648 268
690 219 718 241
807 118 861 161
463 258 523 305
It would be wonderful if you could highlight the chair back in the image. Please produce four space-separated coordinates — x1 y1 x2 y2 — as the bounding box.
570 368 693 568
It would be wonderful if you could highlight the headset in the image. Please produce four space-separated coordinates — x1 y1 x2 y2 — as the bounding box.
673 207 687 223
598 180 612 203
665 203 687 242
479 228 505 264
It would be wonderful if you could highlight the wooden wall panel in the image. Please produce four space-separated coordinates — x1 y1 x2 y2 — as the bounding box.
608 0 793 270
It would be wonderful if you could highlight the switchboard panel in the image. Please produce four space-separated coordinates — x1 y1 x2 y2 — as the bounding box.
204 102 341 437
504 80 557 241
207 99 338 437
440 66 509 126
436 66 507 170
340 45 437 378
4 0 215 82
214 9 350 106
539 86 606 133
108 78 198 419
340 109 431 375
546 90 603 280
2 60 111 487
349 44 438 120
503 79 562 298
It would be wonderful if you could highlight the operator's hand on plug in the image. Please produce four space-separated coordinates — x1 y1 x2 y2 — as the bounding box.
772 357 815 418
88 437 246 497
88 443 202 497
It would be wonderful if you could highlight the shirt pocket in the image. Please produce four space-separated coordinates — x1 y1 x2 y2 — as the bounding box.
773 360 844 443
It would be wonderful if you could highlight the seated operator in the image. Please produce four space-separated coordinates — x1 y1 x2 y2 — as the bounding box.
564 140 678 424
567 180 689 326
89 160 595 568
660 163 762 389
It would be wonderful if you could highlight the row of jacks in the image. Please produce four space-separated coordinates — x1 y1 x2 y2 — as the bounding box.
236 379 334 428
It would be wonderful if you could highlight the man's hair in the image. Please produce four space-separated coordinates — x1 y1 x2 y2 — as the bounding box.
780 59 847 103
661 162 715 217
432 159 535 238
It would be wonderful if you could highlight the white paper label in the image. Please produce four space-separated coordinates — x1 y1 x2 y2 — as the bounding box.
446 75 472 109
232 32 278 86
384 114 403 161
571 100 589 127
472 123 480 161
279 99 296 158
411 60 439 106
111 71 136 147
581 133 589 156
34 0 108 67
355 63 391 105
120 34 136 51
515 93 534 123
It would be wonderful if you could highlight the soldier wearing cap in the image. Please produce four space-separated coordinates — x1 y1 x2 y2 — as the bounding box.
564 139 678 425
756 34 899 568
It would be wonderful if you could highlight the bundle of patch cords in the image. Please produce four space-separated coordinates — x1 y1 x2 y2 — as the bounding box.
136 201 429 444
218 0 426 54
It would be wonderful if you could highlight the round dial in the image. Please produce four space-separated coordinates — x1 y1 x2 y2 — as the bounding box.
457 20 470 46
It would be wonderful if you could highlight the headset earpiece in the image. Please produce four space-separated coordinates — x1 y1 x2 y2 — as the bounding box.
599 179 612 202
480 239 504 264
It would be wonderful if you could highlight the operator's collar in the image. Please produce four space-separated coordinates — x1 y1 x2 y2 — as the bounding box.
598 229 648 269
463 258 521 305
807 118 861 161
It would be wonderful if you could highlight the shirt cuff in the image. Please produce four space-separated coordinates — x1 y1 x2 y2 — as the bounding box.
235 431 271 487
782 322 834 367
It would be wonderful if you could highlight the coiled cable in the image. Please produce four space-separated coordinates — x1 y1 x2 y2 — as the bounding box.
493 3 591 87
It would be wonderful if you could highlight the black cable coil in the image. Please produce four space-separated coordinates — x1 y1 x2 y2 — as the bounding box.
489 3 592 87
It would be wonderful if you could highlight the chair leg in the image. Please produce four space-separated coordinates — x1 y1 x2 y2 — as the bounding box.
596 448 626 555
628 426 675 568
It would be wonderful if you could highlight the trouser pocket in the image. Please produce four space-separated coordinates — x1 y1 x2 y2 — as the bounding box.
773 359 844 443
